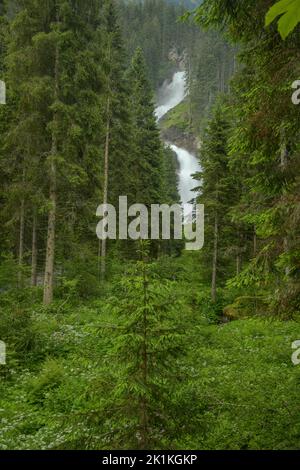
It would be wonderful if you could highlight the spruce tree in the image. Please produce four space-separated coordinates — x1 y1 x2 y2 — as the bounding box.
100 241 184 449
193 0 300 316
98 0 134 278
128 47 164 208
4 0 105 300
195 100 235 301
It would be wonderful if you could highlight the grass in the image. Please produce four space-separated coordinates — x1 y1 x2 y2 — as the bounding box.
160 100 191 133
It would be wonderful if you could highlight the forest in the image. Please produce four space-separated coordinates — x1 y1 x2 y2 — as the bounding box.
0 0 300 452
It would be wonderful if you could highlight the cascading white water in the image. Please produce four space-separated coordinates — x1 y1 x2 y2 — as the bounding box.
170 144 200 206
156 71 200 208
155 71 186 121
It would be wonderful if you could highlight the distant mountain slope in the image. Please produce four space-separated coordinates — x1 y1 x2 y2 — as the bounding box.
165 0 202 7
118 0 204 88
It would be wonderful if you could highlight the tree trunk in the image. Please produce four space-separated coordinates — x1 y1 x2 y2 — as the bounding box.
236 252 241 276
280 136 288 168
284 237 290 276
100 96 110 280
280 130 290 276
43 127 57 305
218 51 225 93
211 214 218 302
18 196 25 287
233 52 237 74
43 21 59 305
31 211 37 287
236 233 242 276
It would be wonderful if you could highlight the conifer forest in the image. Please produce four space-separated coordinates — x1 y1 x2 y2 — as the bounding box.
1 0 300 453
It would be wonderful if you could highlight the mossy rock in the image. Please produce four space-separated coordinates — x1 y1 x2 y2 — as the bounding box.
159 100 190 132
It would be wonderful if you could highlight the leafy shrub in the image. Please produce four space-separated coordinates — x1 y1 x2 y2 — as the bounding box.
193 287 226 323
28 359 65 405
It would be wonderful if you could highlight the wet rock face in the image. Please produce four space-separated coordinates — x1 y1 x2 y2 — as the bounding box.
160 124 200 155
168 47 186 71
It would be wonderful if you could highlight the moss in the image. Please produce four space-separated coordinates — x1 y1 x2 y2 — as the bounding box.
160 100 191 133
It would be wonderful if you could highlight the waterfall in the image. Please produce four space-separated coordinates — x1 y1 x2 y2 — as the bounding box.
170 144 200 207
156 71 200 209
155 71 186 121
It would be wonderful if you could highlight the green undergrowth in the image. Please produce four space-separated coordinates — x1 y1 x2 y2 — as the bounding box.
0 257 300 449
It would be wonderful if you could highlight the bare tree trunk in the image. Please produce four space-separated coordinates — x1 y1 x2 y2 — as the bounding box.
280 137 288 168
31 211 37 287
236 233 242 276
100 96 110 280
280 130 290 276
211 214 218 303
217 67 221 93
18 196 25 287
99 36 112 281
43 126 57 304
43 19 59 305
218 53 225 94
221 60 225 93
233 52 237 74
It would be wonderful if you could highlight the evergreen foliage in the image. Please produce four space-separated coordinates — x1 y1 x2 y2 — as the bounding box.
0 0 300 452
